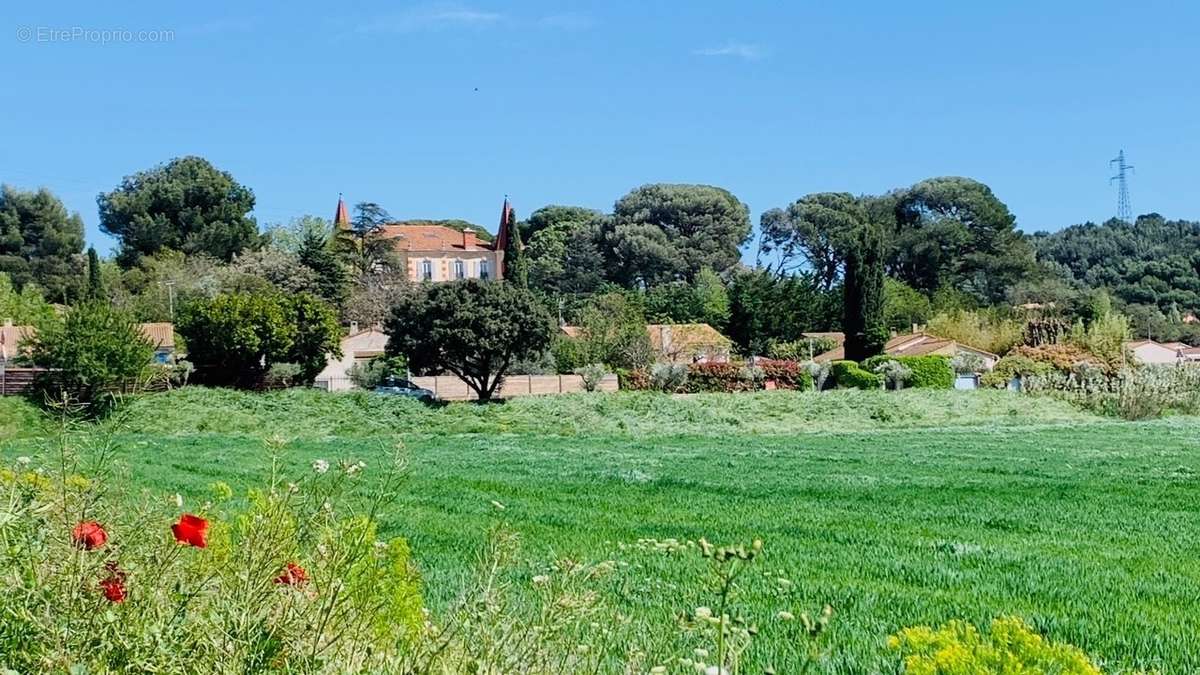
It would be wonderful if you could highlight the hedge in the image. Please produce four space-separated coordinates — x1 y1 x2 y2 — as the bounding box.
861 355 954 389
829 360 882 390
623 360 814 393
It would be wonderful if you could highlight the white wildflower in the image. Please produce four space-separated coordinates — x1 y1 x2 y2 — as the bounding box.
693 648 709 658
705 667 730 675
312 459 330 474
650 667 667 674
489 500 506 511
173 493 183 508
694 606 713 619
15 456 30 466
777 611 795 621
532 574 550 585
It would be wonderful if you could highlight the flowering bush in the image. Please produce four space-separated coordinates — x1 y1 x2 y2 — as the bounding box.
889 616 1102 674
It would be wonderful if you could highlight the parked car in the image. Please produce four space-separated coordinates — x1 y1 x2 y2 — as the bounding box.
373 377 434 401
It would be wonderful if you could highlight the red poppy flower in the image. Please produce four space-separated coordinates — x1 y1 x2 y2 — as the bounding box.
274 562 309 586
71 521 108 551
171 514 208 548
99 563 127 603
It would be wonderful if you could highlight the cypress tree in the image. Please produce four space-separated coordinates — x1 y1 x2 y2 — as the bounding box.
297 231 349 308
503 207 528 288
86 247 103 299
842 219 887 362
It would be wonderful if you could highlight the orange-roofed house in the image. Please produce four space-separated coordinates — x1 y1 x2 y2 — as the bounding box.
336 195 508 282
813 332 999 370
0 320 177 365
560 323 733 364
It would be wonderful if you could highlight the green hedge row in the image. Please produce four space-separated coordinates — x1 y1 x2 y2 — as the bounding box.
860 355 954 389
829 360 882 390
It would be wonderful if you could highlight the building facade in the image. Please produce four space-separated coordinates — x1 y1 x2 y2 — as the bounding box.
334 196 510 282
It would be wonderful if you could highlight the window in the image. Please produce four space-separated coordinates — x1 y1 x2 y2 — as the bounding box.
454 259 465 279
421 260 433 281
479 259 490 280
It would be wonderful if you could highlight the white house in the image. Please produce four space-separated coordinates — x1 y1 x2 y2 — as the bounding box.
314 323 389 391
1125 339 1186 365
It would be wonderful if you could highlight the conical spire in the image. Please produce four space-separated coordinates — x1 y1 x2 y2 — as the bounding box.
334 193 350 229
495 196 513 251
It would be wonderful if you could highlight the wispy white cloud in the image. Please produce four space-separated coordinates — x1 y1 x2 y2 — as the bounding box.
537 12 594 30
693 42 764 61
355 4 503 34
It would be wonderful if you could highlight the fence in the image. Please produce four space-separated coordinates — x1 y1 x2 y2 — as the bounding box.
0 367 41 395
314 373 619 399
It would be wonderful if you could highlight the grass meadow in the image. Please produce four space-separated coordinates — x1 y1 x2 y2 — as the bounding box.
3 388 1198 672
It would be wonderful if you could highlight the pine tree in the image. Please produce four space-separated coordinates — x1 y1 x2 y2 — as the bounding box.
86 247 103 299
298 231 349 308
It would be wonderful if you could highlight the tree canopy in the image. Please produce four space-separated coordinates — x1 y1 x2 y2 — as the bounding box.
384 280 553 401
0 185 85 302
98 156 259 266
604 184 751 287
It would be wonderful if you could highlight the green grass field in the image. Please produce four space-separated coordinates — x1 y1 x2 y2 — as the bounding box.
3 389 1198 672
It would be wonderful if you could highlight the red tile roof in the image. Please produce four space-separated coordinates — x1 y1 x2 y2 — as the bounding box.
381 224 495 252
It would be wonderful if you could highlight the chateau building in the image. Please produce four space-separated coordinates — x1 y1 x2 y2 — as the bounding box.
334 196 511 282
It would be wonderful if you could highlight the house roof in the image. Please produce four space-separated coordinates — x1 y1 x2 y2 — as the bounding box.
1 321 175 356
814 332 996 363
646 324 732 353
559 323 732 351
381 224 495 252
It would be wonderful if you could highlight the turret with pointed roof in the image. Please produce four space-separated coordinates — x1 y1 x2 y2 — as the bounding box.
334 194 350 229
495 197 514 252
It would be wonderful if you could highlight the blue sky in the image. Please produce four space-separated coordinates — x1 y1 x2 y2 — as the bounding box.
2 1 1197 256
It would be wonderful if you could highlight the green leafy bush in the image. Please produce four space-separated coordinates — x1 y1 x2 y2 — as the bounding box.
862 355 954 389
348 355 409 389
981 355 1051 388
178 292 342 389
649 363 688 392
888 616 1102 674
1024 364 1200 420
575 363 607 392
25 300 155 412
829 360 882 390
766 337 838 362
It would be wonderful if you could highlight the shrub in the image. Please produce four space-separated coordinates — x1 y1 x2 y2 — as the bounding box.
889 616 1102 674
550 335 588 374
806 361 832 391
981 354 1051 388
619 368 651 390
348 355 409 389
264 361 304 388
927 309 1023 355
861 355 953 389
951 352 986 375
683 363 755 393
1069 310 1131 370
871 359 913 390
758 359 814 391
575 363 607 392
1024 364 1200 420
829 360 882 390
25 300 155 412
649 363 688 392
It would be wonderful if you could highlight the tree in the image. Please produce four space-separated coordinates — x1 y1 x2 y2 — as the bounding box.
335 202 397 275
0 185 85 302
178 292 341 388
843 214 887 362
890 177 1034 304
605 184 751 287
644 268 730 329
263 215 334 254
26 301 155 411
725 268 838 355
0 272 55 326
501 206 528 288
571 291 655 370
86 247 103 299
297 230 349 307
384 280 553 401
98 156 259 266
523 206 607 297
882 278 932 332
757 193 863 289
342 271 413 327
